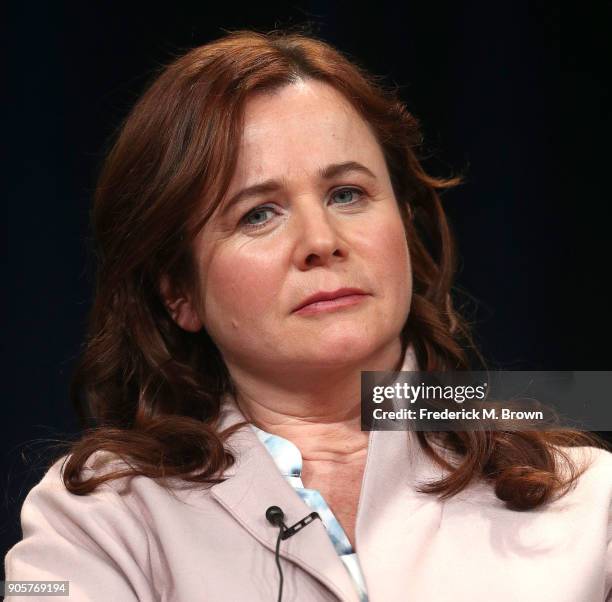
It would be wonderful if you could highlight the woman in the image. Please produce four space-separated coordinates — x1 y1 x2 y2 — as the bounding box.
4 30 611 602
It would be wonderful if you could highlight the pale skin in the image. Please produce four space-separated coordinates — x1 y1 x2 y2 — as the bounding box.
160 79 413 548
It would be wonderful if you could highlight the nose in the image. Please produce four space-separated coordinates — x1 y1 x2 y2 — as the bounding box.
291 201 347 270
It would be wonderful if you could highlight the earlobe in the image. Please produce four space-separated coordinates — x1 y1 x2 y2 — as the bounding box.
159 274 203 333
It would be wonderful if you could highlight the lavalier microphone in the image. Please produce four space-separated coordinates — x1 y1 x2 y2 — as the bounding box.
265 505 321 601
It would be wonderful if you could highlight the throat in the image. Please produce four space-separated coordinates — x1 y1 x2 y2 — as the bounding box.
301 456 367 550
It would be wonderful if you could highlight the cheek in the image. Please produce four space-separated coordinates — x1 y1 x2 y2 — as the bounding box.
365 213 411 286
201 246 282 332
360 213 413 324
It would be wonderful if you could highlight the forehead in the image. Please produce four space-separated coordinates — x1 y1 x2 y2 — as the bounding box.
233 79 387 182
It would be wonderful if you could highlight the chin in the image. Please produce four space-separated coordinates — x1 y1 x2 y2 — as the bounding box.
298 332 393 366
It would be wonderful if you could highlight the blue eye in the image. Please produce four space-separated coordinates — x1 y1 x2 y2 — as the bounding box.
242 206 276 228
331 187 363 205
239 188 365 232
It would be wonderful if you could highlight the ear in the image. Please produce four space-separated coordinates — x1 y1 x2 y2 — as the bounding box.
159 274 203 333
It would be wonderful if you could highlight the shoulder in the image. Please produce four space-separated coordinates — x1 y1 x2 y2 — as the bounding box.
4 451 156 600
12 450 153 545
447 443 612 516
555 444 612 498
19 449 218 526
23 449 195 511
26 450 138 499
563 446 612 598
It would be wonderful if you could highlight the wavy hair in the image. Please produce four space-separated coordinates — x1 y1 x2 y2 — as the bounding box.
61 29 606 510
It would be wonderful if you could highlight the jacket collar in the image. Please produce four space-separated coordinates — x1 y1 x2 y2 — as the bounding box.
209 343 435 601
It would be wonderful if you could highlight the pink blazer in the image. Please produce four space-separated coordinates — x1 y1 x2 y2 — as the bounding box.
5 396 612 601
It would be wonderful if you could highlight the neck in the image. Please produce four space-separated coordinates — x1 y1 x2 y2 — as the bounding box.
228 338 405 462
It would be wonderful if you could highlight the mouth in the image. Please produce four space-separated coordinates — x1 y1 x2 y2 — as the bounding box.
292 288 370 315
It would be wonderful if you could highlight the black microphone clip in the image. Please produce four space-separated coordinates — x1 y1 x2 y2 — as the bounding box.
265 505 321 540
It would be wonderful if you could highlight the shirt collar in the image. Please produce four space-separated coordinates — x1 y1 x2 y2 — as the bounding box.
249 423 303 478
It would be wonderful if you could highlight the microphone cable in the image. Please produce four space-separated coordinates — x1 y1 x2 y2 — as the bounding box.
273 519 284 602
265 505 321 602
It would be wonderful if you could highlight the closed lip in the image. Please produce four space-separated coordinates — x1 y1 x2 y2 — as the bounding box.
292 287 369 313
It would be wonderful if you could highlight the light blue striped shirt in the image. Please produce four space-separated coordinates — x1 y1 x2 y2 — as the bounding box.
250 424 369 602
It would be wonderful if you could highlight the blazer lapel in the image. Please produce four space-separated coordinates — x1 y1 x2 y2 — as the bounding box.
354 344 451 600
210 397 361 602
354 429 444 601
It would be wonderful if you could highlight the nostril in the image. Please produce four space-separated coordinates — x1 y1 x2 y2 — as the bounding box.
305 247 342 266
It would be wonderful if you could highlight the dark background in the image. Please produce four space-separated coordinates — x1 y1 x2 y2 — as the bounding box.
3 1 610 571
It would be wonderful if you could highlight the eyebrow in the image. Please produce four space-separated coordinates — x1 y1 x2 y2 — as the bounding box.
219 161 377 216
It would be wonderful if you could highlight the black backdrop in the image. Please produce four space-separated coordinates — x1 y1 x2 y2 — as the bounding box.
4 1 610 570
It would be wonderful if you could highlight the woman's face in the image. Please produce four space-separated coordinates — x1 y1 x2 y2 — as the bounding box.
174 79 412 374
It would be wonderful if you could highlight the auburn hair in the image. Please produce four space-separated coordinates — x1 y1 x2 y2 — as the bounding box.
60 29 605 510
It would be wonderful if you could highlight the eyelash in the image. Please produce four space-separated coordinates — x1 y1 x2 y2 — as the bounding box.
239 187 366 231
